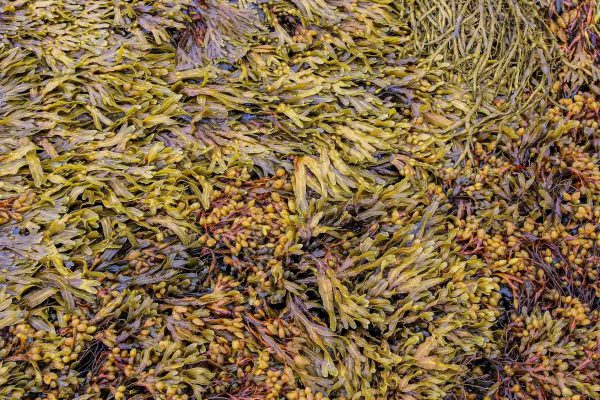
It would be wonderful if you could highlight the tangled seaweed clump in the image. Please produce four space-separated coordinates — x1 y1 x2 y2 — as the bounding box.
0 0 599 399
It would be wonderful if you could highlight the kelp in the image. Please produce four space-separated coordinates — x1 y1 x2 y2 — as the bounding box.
545 0 600 92
399 0 557 97
0 0 598 399
440 82 600 399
